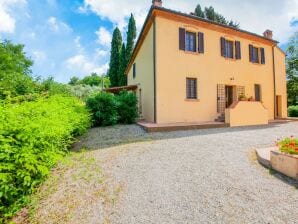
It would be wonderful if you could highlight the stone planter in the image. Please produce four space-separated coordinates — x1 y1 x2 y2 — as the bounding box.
270 150 298 180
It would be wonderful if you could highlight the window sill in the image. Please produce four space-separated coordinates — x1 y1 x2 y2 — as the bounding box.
185 98 200 102
183 50 202 55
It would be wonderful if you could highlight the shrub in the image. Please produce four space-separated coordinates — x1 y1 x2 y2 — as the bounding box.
67 84 102 101
86 92 119 126
0 95 90 220
288 105 298 117
277 136 298 155
116 91 138 124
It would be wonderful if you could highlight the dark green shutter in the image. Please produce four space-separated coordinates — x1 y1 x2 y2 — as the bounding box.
260 48 265 64
179 28 185 50
249 44 253 62
198 32 204 53
235 41 241 59
220 37 226 57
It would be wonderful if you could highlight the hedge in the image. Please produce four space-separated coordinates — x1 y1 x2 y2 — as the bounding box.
86 91 138 126
0 95 91 220
288 105 298 117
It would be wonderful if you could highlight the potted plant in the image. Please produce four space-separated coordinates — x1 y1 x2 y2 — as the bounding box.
238 94 247 101
270 136 298 180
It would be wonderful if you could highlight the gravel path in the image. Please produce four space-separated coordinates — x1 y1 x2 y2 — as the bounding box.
103 122 298 224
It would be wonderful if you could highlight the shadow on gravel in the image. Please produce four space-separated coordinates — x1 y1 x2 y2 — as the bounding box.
72 121 296 152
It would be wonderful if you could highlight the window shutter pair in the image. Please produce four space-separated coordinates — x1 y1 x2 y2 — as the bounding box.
221 37 241 59
179 28 204 53
249 44 265 64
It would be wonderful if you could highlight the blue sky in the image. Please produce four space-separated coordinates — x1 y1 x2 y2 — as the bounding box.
0 0 297 83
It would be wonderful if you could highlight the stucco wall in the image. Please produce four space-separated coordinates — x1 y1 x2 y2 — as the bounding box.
225 101 268 127
274 47 288 118
155 16 278 124
127 24 155 122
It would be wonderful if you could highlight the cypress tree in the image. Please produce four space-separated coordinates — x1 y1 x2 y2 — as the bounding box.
118 43 127 86
194 4 205 18
108 27 122 87
125 14 137 66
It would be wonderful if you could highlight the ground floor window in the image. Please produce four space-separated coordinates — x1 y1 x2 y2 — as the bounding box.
255 84 261 101
186 78 197 99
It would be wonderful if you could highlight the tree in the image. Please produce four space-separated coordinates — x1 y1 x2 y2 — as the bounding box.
69 76 80 85
194 4 205 18
80 73 101 86
286 32 298 106
108 27 122 87
193 4 240 28
118 43 127 86
126 14 137 64
0 40 35 99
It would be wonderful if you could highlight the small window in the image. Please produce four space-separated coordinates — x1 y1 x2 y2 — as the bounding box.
252 47 259 63
185 32 196 52
255 84 261 101
133 63 136 78
225 40 234 58
186 78 197 99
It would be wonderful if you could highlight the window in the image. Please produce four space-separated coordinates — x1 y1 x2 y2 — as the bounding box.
249 45 265 64
186 78 197 99
185 32 196 52
252 46 259 63
255 84 261 101
133 63 136 78
220 37 241 60
225 40 234 58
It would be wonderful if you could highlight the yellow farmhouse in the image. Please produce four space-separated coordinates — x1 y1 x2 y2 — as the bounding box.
125 0 287 126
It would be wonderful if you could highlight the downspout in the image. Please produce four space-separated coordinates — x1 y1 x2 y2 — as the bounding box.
272 45 277 119
153 18 157 123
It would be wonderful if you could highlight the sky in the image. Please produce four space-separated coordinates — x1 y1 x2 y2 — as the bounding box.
0 0 297 83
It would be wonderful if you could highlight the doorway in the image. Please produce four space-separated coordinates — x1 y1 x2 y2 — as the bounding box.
276 95 282 118
225 86 234 108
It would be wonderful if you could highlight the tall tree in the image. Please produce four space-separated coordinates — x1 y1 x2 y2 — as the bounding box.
193 4 239 28
118 43 127 86
0 40 35 99
108 27 122 87
125 14 137 66
286 32 298 106
194 4 205 18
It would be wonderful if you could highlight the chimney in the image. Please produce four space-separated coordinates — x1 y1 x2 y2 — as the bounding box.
152 0 162 7
263 30 273 39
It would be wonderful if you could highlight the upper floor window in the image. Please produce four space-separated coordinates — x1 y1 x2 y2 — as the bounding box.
225 40 234 59
249 45 265 64
220 37 241 60
185 31 196 52
133 63 136 78
179 28 204 53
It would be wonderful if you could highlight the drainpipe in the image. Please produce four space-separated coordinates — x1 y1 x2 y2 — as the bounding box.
272 45 277 119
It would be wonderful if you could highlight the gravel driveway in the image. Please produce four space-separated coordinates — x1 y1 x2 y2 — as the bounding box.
32 122 298 224
103 122 298 224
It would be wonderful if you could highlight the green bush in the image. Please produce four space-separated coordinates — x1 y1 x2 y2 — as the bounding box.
288 105 298 117
0 95 90 220
116 91 138 124
86 92 119 126
86 91 138 127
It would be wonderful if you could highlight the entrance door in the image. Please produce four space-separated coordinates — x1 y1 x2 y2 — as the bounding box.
225 86 234 108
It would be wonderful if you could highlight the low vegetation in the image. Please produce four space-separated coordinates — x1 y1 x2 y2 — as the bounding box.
0 95 91 221
288 105 298 117
86 91 138 127
277 136 298 155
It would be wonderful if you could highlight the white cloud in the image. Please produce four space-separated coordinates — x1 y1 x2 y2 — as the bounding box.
47 16 72 32
0 0 26 33
95 27 112 47
32 50 46 62
81 0 298 44
65 54 108 76
96 49 108 57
